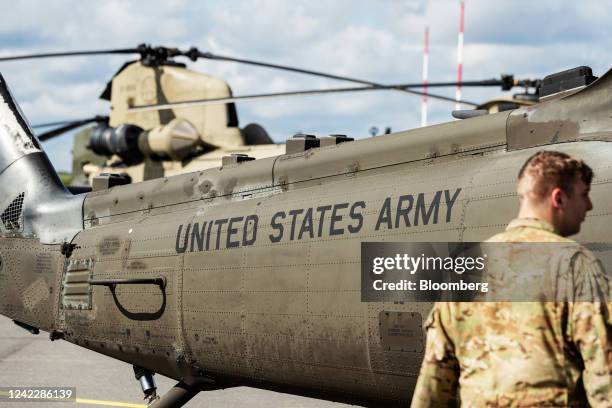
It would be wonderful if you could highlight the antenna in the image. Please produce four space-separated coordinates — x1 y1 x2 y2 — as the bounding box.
421 26 430 127
455 0 465 111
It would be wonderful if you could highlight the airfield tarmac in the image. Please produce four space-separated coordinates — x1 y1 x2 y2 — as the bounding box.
0 316 353 408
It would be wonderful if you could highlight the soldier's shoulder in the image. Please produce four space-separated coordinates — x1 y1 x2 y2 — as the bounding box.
568 245 608 283
486 228 573 243
572 245 600 262
486 219 574 243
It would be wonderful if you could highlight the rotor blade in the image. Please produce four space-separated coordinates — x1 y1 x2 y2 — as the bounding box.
412 77 540 90
197 50 542 95
37 122 91 141
408 79 506 87
195 50 475 103
128 84 479 113
36 115 108 141
199 51 391 86
0 48 139 62
201 52 507 88
33 115 108 130
32 119 89 129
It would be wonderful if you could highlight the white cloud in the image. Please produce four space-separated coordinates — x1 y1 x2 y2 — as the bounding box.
0 0 608 172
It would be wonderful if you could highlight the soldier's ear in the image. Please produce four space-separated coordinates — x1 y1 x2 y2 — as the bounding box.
551 187 564 209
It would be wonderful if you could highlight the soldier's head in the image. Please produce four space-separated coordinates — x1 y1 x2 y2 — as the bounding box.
517 151 593 236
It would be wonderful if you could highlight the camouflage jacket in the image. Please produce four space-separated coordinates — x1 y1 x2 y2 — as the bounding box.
411 218 612 407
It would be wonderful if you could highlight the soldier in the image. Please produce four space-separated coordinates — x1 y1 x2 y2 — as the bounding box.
411 151 611 407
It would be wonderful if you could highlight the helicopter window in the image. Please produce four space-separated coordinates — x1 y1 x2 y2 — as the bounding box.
226 103 239 127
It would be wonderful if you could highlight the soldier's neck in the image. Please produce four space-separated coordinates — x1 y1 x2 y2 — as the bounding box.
517 204 556 231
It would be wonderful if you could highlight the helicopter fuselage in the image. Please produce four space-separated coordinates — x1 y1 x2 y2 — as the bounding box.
3 98 612 405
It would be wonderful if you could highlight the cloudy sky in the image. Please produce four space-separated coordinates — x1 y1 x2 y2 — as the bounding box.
0 0 610 171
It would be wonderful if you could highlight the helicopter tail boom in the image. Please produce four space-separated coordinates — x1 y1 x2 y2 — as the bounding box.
0 74 85 343
0 74 84 244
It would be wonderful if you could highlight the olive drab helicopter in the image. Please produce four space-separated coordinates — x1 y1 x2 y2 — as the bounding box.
2 44 605 406
10 44 539 187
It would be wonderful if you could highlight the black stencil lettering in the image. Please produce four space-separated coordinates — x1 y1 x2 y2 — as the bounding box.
444 188 462 222
226 217 243 248
330 203 349 236
298 208 314 240
175 223 191 253
214 218 229 250
269 211 286 243
395 195 414 228
288 209 304 241
348 201 366 233
190 222 207 252
243 215 258 246
316 205 332 237
375 198 392 231
205 220 214 251
414 191 442 226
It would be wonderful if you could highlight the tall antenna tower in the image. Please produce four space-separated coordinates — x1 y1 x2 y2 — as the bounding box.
421 26 429 127
455 0 465 111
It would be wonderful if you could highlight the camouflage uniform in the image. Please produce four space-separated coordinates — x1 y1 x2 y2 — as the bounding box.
411 218 612 407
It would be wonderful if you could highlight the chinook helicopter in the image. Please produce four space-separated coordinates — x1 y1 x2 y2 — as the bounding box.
4 44 539 187
22 44 288 186
1 50 604 405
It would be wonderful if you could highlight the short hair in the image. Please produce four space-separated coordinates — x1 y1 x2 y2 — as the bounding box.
518 151 593 200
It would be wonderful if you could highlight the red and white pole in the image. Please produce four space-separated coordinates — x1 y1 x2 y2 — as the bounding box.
455 0 465 111
421 26 429 127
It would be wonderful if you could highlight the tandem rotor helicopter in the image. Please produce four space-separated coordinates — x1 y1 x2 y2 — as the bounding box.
1 42 609 406
3 44 539 187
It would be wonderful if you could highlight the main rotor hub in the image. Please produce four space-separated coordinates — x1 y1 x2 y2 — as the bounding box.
136 44 185 67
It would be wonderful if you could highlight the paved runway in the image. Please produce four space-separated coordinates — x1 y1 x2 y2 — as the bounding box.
0 316 353 408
